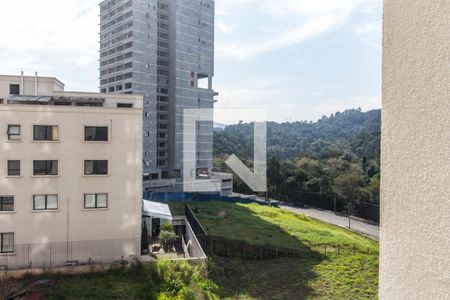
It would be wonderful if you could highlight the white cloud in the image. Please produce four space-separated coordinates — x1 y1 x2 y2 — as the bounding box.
215 75 381 122
217 21 234 34
0 0 99 90
355 22 381 35
216 0 378 59
354 22 382 50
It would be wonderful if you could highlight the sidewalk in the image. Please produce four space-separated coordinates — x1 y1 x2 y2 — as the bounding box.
279 203 380 241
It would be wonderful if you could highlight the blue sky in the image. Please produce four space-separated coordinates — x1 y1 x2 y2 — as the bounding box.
0 0 382 122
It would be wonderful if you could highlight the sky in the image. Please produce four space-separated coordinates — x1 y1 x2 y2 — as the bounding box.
0 0 382 122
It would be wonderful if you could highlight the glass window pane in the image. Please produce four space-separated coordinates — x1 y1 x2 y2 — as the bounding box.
33 161 45 175
85 127 96 141
2 233 14 253
46 195 58 209
97 127 108 141
7 160 20 176
85 160 94 175
33 126 46 140
85 127 108 141
97 194 108 208
34 195 46 210
50 161 58 175
97 160 108 174
85 194 96 208
51 126 59 141
7 125 20 135
1 196 14 211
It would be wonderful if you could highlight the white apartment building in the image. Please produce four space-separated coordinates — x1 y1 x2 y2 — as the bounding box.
0 73 143 270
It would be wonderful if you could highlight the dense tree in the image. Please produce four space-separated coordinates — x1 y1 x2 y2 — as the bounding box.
213 109 381 222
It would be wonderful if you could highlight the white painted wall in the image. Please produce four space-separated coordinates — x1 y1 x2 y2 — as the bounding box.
0 92 143 268
381 1 450 298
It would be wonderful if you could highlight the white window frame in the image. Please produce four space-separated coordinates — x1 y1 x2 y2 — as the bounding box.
33 195 58 211
0 233 14 254
84 194 108 209
7 125 21 141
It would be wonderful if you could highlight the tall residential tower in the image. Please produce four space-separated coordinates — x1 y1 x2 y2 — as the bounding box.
99 0 215 191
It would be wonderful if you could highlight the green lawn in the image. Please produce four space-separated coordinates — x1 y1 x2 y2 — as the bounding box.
171 201 378 253
211 255 378 299
171 201 379 299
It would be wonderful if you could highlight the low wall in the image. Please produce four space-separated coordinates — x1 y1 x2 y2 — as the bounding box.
0 257 206 280
0 239 138 271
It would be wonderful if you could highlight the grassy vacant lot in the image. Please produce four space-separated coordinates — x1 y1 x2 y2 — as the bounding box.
171 201 379 299
211 255 378 299
171 201 378 253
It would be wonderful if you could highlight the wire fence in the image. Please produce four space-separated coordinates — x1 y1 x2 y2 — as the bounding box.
185 203 208 255
0 238 138 271
208 236 377 260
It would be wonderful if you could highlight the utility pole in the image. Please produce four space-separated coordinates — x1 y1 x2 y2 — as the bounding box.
333 194 337 215
347 198 351 229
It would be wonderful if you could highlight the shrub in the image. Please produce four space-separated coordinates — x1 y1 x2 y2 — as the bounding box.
160 231 177 252
161 222 174 233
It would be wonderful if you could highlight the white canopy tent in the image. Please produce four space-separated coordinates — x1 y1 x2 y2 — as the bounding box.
142 200 173 221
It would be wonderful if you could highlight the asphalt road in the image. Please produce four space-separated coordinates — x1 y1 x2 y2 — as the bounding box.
278 203 380 241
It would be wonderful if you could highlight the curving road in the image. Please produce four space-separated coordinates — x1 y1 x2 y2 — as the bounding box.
278 203 380 241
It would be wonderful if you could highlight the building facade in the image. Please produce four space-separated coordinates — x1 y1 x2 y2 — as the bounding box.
0 74 143 269
99 0 215 191
381 1 450 298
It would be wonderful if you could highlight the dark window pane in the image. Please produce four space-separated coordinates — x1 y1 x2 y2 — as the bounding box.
33 125 58 141
9 84 20 95
7 160 20 176
33 160 58 176
85 127 108 141
33 126 46 140
0 196 14 211
117 103 133 108
84 160 108 175
96 160 108 174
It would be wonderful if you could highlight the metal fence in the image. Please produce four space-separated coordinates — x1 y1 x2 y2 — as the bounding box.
0 238 138 271
208 236 378 260
185 203 208 255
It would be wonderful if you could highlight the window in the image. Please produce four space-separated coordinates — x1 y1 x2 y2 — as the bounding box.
9 84 20 95
0 196 14 212
33 195 58 210
84 194 108 209
0 233 14 254
84 160 108 175
33 160 58 176
117 103 133 108
7 125 21 141
85 127 108 142
33 125 58 141
7 160 20 176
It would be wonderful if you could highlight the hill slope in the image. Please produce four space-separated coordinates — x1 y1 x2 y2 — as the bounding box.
214 108 381 161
